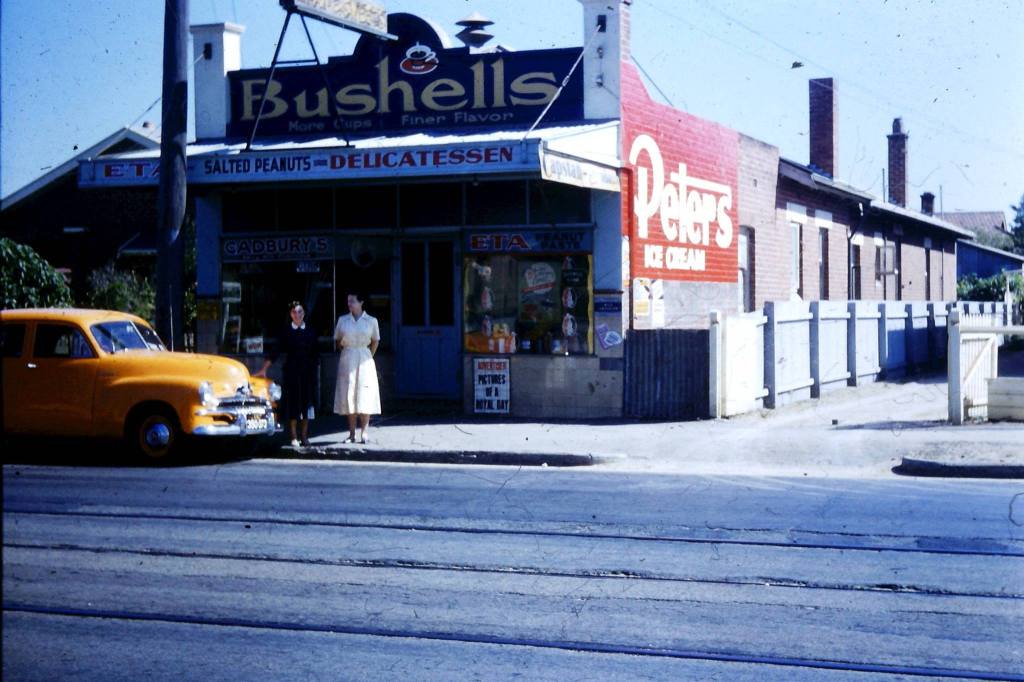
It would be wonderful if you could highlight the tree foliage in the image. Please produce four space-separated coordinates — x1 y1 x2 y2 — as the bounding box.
957 271 1023 303
0 238 73 309
1011 192 1024 256
84 263 155 323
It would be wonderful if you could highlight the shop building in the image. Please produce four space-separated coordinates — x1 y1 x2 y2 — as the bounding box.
74 1 972 420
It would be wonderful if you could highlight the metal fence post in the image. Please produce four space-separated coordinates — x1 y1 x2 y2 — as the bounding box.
709 311 722 418
948 309 963 425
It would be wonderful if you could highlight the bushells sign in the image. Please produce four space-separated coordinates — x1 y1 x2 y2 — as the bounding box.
228 13 584 138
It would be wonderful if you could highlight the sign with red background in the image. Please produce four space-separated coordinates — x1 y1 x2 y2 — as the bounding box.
620 63 740 283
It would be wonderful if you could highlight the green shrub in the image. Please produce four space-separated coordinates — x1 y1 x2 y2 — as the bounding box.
957 271 1023 303
0 238 73 309
84 263 155 323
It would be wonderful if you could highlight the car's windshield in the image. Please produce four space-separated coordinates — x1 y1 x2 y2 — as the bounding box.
90 321 166 353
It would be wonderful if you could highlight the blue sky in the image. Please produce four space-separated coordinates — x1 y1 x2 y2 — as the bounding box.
2 0 1022 218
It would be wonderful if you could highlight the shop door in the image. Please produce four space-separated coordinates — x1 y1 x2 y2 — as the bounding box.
396 240 459 397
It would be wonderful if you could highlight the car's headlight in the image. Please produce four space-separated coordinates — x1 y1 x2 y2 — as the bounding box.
199 381 217 407
269 382 282 402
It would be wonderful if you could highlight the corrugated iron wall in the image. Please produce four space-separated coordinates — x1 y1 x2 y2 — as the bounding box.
624 329 709 419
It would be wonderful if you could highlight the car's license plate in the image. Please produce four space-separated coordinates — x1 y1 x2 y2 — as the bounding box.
245 417 269 431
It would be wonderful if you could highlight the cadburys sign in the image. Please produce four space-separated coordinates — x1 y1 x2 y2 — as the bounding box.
228 13 583 138
621 65 739 283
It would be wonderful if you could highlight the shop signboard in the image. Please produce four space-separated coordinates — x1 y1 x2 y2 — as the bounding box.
222 234 333 262
540 145 620 192
227 13 584 138
281 0 391 39
78 142 534 187
620 64 739 283
473 357 510 414
465 229 592 254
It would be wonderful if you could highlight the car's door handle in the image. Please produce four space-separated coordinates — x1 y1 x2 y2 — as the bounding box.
26 363 37 369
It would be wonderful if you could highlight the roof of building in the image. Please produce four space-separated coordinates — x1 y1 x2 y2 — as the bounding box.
937 211 1009 234
957 238 1024 264
779 158 975 239
0 125 161 211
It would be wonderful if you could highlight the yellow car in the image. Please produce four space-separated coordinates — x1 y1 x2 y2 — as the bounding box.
1 308 281 460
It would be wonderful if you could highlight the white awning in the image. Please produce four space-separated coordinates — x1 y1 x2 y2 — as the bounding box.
78 122 621 189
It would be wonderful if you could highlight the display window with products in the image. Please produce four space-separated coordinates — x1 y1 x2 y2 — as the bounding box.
463 231 594 356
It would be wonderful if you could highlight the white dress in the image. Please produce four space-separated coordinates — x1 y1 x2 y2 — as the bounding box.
333 313 381 415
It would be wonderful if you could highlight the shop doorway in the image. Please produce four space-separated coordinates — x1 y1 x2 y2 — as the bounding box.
395 239 459 397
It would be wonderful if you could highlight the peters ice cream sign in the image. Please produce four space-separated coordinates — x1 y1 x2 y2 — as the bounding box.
621 65 739 283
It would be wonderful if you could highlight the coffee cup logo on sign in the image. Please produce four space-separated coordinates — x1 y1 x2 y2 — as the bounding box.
400 43 439 75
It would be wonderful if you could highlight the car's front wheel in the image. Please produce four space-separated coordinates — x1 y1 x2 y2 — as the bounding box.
127 407 180 463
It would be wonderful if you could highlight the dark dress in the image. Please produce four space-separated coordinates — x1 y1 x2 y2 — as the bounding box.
271 324 319 420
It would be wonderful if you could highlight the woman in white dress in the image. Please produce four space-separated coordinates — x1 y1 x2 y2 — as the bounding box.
334 291 381 443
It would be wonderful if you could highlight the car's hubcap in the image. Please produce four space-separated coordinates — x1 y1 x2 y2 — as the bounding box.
145 422 171 448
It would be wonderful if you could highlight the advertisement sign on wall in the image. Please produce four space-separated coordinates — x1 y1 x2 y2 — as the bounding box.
620 64 739 284
473 357 510 413
228 13 584 138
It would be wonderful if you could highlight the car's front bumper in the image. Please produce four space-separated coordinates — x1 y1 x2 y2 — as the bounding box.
192 401 279 437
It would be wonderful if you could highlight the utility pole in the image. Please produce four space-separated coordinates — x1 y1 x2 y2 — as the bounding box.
156 0 189 350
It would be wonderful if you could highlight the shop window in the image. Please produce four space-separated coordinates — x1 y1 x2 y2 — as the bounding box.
463 253 592 355
467 180 527 225
428 242 455 326
223 189 277 232
399 182 462 227
336 185 397 228
529 181 591 225
335 254 393 347
400 242 426 326
277 188 332 229
220 262 336 355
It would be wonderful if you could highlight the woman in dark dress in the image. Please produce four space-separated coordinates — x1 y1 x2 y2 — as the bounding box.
256 301 318 447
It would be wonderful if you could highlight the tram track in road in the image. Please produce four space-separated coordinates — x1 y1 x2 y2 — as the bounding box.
5 509 1023 600
5 507 1023 558
3 605 1022 681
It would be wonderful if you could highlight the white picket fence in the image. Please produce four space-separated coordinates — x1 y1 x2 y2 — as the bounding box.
947 309 1024 424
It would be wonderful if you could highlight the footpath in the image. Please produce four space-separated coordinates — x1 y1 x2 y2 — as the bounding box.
275 351 1024 479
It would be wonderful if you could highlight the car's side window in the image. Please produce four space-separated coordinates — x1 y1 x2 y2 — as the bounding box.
34 324 95 359
1 324 27 358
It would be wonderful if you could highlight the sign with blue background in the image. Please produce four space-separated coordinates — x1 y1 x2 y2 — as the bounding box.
227 13 584 139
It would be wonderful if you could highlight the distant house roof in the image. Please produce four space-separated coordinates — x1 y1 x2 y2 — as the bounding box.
937 211 1009 235
779 158 974 239
0 125 161 211
957 239 1024 264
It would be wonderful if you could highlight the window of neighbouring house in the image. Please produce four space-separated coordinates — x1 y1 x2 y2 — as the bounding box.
738 227 754 312
819 228 829 300
790 222 803 298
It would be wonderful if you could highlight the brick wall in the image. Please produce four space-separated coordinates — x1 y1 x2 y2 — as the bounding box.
738 134 780 309
773 177 857 303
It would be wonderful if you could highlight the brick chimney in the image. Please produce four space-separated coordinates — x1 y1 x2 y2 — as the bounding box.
920 191 935 215
887 118 908 207
578 0 631 120
808 78 837 177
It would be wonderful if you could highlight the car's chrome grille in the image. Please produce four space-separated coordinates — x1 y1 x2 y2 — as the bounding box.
216 397 269 410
